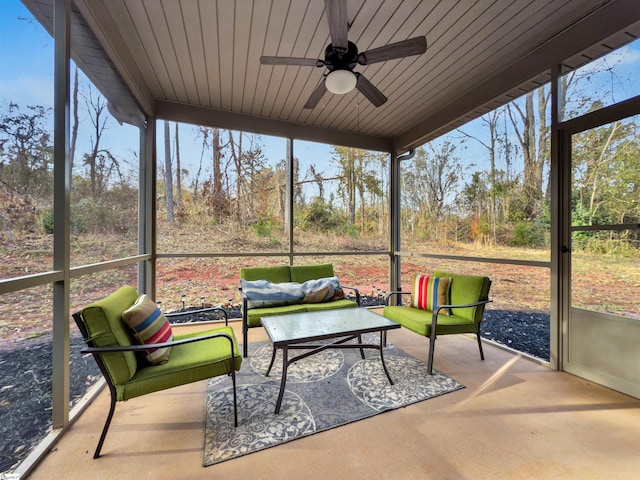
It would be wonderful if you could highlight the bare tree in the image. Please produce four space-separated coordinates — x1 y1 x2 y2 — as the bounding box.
0 103 53 197
70 67 79 173
424 141 461 220
163 120 174 222
81 86 122 198
175 122 182 210
212 127 222 198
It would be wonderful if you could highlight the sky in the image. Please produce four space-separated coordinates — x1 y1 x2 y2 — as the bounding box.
2 0 639 194
0 0 343 188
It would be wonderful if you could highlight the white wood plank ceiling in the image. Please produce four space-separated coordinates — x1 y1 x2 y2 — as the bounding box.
24 0 640 153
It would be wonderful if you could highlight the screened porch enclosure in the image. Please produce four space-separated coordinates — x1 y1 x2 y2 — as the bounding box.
1 0 640 476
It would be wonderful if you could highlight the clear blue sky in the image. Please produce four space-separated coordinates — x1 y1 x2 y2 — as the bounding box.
0 0 340 186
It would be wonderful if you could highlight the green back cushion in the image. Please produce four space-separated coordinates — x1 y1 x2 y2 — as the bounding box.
410 274 452 315
122 294 174 365
434 270 491 323
290 263 335 283
240 265 291 283
80 286 139 384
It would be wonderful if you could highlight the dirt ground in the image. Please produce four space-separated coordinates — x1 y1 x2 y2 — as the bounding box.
1 231 638 345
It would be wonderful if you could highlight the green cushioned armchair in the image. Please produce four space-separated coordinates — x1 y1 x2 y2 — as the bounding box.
383 271 492 375
73 286 242 458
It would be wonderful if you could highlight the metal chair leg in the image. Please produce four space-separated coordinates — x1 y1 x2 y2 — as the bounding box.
242 323 249 358
426 330 437 375
94 392 116 458
231 364 238 427
477 333 485 360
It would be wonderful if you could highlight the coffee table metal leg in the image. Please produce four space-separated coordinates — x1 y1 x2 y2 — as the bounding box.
275 346 288 414
379 331 394 385
265 345 277 377
357 334 365 359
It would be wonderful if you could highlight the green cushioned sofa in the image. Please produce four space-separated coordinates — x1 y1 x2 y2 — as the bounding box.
73 286 242 458
239 263 360 357
383 270 491 375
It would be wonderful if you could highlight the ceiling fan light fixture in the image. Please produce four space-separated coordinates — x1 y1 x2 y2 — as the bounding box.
325 69 357 94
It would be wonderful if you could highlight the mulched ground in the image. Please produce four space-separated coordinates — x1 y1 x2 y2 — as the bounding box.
0 298 549 473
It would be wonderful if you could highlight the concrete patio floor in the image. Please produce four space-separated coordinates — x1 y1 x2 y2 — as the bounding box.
27 316 640 479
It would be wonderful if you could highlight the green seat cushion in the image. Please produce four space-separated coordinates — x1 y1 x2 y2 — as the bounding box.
383 305 477 337
80 286 139 384
246 304 309 326
289 263 334 283
434 270 490 323
240 265 291 283
303 299 358 312
117 326 242 401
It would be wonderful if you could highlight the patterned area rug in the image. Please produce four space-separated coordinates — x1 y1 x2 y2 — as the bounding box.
203 335 464 466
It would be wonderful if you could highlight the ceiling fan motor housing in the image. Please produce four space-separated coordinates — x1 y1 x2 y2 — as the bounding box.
325 41 359 71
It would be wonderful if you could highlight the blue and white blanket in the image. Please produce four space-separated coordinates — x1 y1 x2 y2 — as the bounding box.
240 276 343 309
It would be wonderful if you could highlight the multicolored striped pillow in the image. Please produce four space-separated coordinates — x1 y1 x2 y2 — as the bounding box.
410 274 452 315
122 294 174 365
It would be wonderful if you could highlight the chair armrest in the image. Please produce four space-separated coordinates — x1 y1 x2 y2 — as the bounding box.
434 299 492 313
165 306 228 326
385 291 412 306
430 299 493 335
81 331 237 356
341 285 361 305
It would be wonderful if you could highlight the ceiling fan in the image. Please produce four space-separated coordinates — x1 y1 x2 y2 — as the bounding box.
260 0 427 109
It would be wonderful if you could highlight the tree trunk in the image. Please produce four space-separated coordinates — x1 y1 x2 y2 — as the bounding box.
175 122 182 209
213 127 222 197
508 91 544 219
70 67 79 173
537 87 549 204
164 120 174 223
228 131 243 225
348 148 356 224
284 140 291 233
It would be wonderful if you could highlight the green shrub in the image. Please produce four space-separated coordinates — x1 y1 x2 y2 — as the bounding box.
252 213 277 238
41 208 54 234
41 207 85 234
512 221 547 248
299 199 349 233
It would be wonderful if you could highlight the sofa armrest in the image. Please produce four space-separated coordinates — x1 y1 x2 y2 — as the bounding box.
385 291 412 306
165 306 228 326
238 287 249 311
342 285 361 305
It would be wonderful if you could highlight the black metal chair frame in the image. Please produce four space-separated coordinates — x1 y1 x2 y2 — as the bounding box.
385 291 492 374
73 307 238 459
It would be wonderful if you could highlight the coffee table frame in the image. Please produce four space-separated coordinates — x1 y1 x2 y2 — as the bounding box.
261 308 401 414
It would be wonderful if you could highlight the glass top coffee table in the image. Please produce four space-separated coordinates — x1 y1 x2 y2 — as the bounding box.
261 308 401 414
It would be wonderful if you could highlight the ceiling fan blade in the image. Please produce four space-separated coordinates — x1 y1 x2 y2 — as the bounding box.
357 36 427 65
260 56 323 67
324 0 348 52
355 74 387 107
303 81 328 109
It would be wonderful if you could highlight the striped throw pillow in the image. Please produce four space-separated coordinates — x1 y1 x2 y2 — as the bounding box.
122 294 174 365
410 274 452 315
